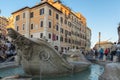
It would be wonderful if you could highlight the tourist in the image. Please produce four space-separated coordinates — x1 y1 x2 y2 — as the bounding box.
93 47 98 60
104 48 109 61
99 47 104 61
110 42 117 61
116 42 120 62
5 40 11 51
0 34 16 63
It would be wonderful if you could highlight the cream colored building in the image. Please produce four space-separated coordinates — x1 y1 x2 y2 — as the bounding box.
0 16 8 35
94 41 113 50
12 0 91 51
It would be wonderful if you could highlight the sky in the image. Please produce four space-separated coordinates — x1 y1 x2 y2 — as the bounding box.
0 0 120 48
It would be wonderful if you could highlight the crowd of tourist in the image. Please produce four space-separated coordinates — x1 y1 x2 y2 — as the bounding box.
0 33 16 63
84 42 120 62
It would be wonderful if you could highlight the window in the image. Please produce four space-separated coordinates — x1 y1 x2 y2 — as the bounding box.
22 24 25 30
40 21 43 27
31 24 33 30
60 36 63 42
60 17 63 23
65 38 67 42
60 28 63 33
40 8 44 15
72 16 73 20
23 13 25 18
16 26 19 31
65 30 68 37
69 32 71 36
56 13 59 20
69 39 71 43
48 33 51 39
64 19 67 24
49 22 51 28
31 35 33 38
49 9 52 16
72 40 74 43
56 36 58 40
68 22 71 27
30 12 34 18
40 33 43 38
56 24 59 31
16 15 20 21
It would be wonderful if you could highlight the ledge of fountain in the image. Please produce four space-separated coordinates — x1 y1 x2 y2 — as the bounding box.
0 61 19 69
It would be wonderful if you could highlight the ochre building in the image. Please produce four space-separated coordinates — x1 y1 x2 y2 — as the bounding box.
6 16 15 29
12 0 91 51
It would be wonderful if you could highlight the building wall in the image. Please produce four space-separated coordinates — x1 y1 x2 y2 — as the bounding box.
0 16 8 35
12 0 91 51
86 27 91 50
94 41 113 50
6 16 14 29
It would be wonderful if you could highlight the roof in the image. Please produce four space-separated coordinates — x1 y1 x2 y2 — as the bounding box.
12 2 62 14
12 7 29 14
0 16 8 22
96 41 113 45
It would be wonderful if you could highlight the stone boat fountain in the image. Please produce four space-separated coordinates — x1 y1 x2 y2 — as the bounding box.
7 28 91 76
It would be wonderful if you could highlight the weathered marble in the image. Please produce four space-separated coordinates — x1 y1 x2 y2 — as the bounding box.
7 28 91 76
99 63 120 80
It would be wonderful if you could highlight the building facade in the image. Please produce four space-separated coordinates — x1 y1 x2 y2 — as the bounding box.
94 41 113 50
0 16 8 35
12 0 91 51
6 16 15 29
86 27 91 50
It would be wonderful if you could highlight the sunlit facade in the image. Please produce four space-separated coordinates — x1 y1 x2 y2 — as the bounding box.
12 0 91 51
6 16 15 29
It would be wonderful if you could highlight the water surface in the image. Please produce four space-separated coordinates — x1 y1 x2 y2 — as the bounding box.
0 64 104 80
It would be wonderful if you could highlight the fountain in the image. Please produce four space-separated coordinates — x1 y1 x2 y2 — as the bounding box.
6 28 91 76
0 28 105 80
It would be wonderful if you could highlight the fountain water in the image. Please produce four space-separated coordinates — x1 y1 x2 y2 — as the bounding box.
0 64 104 80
